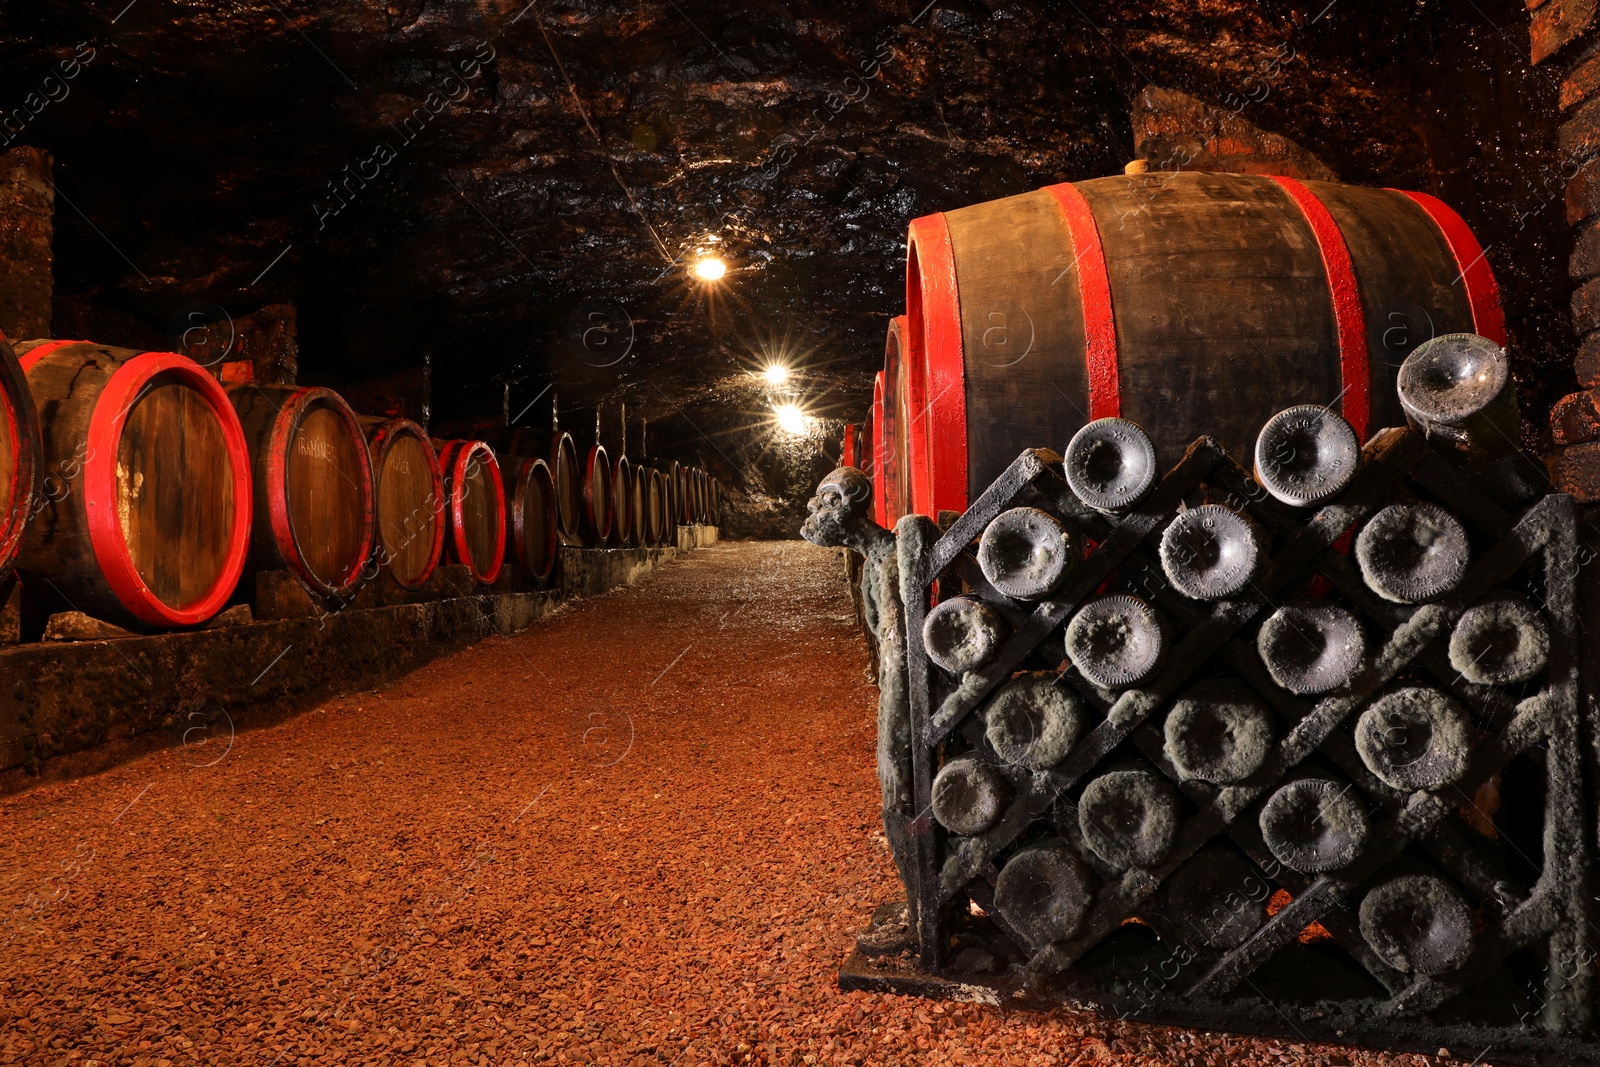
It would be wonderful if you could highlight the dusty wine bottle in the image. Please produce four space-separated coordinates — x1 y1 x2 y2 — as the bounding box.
993 839 1096 946
1358 873 1473 975
1166 848 1268 950
1397 332 1518 468
1164 678 1276 785
1253 405 1359 507
1257 600 1365 695
1353 687 1473 791
1158 504 1263 600
931 754 1011 836
1064 417 1158 512
977 506 1081 601
1354 501 1469 604
1259 777 1369 873
1448 593 1549 685
922 594 1007 674
984 672 1086 771
1065 594 1166 689
1077 767 1181 870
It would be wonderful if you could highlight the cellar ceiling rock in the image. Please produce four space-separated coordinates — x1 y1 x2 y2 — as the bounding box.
0 0 1566 533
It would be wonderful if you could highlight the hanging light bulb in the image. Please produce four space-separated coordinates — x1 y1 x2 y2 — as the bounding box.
763 363 790 385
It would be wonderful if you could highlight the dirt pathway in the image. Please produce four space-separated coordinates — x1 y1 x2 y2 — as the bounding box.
0 541 1433 1067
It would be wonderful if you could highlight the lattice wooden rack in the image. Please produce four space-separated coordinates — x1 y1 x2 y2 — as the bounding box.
868 427 1595 1065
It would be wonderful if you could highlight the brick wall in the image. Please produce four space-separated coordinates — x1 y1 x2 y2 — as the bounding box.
1537 0 1600 498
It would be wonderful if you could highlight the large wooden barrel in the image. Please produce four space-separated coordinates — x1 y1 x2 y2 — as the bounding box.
628 461 647 546
230 385 376 599
711 478 722 527
0 335 40 583
665 461 683 528
435 439 506 583
644 467 665 546
869 371 886 526
16 340 251 628
610 455 634 548
582 443 611 545
694 469 709 524
503 455 557 582
361 417 444 590
512 427 581 542
901 171 1504 515
878 315 910 526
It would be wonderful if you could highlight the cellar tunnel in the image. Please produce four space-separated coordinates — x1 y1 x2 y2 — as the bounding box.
0 0 1596 1064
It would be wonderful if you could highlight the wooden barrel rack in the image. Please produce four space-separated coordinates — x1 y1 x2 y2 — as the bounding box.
15 340 252 628
230 384 376 599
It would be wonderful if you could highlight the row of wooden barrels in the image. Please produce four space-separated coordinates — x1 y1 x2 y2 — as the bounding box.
0 339 723 630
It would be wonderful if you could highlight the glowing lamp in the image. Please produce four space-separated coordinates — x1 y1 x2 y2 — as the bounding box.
691 256 727 282
775 403 806 436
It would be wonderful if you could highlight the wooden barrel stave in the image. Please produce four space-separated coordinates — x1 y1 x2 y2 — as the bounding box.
902 171 1501 516
629 462 647 546
361 417 444 590
16 340 251 628
645 468 665 545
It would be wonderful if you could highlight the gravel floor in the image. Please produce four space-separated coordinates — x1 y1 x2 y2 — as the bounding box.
0 541 1447 1067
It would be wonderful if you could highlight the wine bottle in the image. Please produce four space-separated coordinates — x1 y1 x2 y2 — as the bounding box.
1158 504 1263 600
1077 767 1181 870
1065 594 1165 689
993 839 1095 946
1259 777 1369 873
984 672 1086 771
1064 417 1158 512
1166 848 1268 950
1257 600 1365 695
1353 686 1472 791
1164 678 1275 784
1358 873 1473 975
922 594 1007 674
1253 405 1359 507
931 754 1011 836
1354 501 1469 604
1448 593 1549 685
977 506 1081 601
1397 332 1519 468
